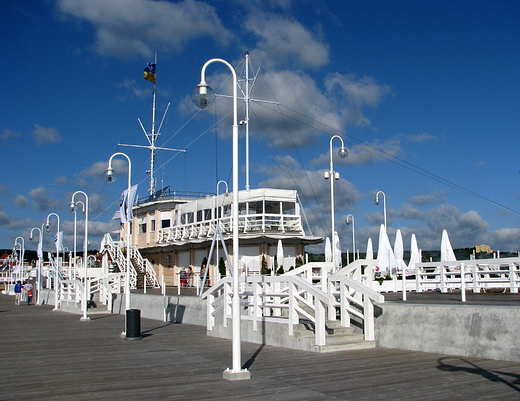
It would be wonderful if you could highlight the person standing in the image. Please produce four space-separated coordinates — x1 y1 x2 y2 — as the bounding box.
23 280 34 305
14 280 23 305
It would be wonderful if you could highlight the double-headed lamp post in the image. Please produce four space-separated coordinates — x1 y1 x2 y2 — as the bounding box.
105 152 133 325
29 226 43 305
45 212 60 310
375 190 387 230
70 191 90 321
324 135 348 269
193 58 250 380
345 214 356 262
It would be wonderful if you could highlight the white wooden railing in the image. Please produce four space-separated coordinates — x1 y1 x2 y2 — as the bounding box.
129 246 160 288
371 257 520 298
201 275 335 346
328 274 384 341
100 234 138 289
59 279 82 304
157 213 303 244
91 273 123 312
285 260 383 340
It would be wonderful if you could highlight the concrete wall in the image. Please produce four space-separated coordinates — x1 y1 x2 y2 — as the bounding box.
375 303 520 362
40 289 207 327
111 293 207 326
40 287 520 362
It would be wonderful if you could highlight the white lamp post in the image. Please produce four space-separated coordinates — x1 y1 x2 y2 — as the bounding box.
324 135 348 269
71 200 85 280
29 226 43 305
13 236 25 282
216 180 229 279
45 212 61 310
346 214 356 262
105 152 133 328
193 58 250 380
70 191 90 321
375 190 387 230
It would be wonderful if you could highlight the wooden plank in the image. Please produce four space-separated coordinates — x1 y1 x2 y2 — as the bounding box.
1 293 520 400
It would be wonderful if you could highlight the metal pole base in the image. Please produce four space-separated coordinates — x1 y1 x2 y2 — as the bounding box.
223 368 251 381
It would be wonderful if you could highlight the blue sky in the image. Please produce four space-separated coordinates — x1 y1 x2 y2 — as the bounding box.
2 0 520 255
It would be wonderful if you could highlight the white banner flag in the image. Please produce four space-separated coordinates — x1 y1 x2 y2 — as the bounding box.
120 184 138 223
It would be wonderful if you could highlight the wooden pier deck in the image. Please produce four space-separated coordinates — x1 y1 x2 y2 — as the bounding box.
1 293 520 400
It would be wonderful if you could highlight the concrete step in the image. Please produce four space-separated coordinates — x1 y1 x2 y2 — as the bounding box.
294 319 371 352
313 340 376 353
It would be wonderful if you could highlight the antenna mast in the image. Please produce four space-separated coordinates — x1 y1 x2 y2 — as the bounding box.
120 53 185 197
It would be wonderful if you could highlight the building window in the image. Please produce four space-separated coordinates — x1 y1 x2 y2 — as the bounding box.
181 212 194 224
282 202 295 215
150 219 156 232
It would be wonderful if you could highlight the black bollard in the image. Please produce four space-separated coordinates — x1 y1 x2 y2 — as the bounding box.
125 309 142 340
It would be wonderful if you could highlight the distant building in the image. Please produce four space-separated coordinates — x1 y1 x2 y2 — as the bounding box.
475 244 492 254
114 187 322 285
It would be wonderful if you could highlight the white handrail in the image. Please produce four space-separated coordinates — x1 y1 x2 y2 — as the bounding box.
201 274 335 346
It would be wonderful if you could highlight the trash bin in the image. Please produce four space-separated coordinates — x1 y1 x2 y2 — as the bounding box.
125 309 142 340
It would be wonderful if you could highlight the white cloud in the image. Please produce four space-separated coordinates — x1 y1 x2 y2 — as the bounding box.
325 72 391 127
14 194 28 208
28 186 61 212
57 0 233 58
81 159 128 180
245 13 329 69
32 124 62 144
1 128 21 141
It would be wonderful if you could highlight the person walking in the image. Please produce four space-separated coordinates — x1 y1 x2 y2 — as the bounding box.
23 280 34 305
14 280 23 305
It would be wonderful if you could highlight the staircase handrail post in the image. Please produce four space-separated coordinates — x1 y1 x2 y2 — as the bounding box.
314 294 326 346
363 293 375 341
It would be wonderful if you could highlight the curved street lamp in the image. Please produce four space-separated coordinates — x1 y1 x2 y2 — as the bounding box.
345 214 356 262
71 200 85 279
105 152 133 333
13 236 25 282
324 135 348 269
45 212 61 310
193 58 250 380
375 190 387 230
70 191 90 321
216 180 229 279
29 225 44 305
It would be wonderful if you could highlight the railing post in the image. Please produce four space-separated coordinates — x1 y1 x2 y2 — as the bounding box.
472 265 479 293
363 295 375 341
460 263 466 302
207 291 215 330
288 281 294 336
402 268 407 301
340 281 350 328
510 263 518 293
315 297 326 346
440 266 446 292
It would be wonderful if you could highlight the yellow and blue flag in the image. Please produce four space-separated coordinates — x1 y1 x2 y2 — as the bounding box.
143 62 156 84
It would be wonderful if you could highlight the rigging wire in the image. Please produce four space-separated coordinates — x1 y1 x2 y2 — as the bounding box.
254 101 520 217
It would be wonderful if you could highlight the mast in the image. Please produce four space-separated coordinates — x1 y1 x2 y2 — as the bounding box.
244 52 251 190
120 53 185 198
235 52 279 190
149 52 157 196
